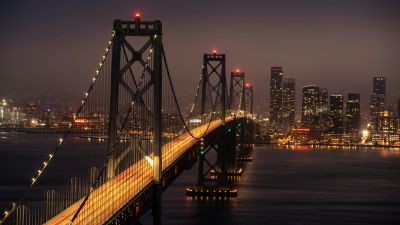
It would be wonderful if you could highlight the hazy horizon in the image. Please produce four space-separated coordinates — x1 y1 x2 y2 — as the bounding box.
1 0 399 114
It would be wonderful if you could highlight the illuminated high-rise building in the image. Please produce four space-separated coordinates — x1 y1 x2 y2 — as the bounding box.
301 85 330 131
329 95 344 134
370 96 385 119
373 77 386 96
301 85 319 128
317 88 329 114
370 77 386 130
345 93 361 134
315 88 331 131
371 108 399 145
375 110 396 133
282 78 295 130
269 66 283 130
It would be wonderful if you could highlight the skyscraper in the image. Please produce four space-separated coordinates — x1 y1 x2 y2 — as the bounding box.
375 110 396 134
370 95 385 117
317 88 329 114
345 93 361 134
301 85 319 128
329 95 344 134
301 85 330 131
373 77 386 96
370 77 386 130
315 88 331 131
269 67 283 130
282 78 295 130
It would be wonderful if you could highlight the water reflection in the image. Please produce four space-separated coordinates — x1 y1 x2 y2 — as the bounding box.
147 144 400 225
1 135 400 224
277 144 400 155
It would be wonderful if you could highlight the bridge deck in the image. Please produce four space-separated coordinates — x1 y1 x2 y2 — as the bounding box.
44 117 233 225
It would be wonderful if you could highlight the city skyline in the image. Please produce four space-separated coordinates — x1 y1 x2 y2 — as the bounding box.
1 2 400 224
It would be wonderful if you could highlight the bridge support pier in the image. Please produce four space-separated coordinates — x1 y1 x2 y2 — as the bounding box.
217 126 238 184
152 185 161 225
187 125 239 198
197 139 205 186
236 120 254 162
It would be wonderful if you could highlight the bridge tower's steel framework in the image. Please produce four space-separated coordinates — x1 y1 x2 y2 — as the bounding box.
200 52 227 121
239 83 254 148
108 17 163 225
229 70 245 112
197 52 237 187
244 83 254 115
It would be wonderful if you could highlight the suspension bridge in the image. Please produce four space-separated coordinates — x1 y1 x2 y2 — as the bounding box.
0 15 256 225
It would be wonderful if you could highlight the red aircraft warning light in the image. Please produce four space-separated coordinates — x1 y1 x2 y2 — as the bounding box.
212 49 217 55
134 12 141 22
235 68 241 73
245 82 252 88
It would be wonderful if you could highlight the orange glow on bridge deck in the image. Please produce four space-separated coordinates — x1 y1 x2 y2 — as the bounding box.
45 117 235 225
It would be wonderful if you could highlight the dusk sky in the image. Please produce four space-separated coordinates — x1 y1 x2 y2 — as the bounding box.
1 0 399 112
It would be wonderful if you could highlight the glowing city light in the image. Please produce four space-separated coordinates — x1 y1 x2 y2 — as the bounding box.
292 128 310 132
145 156 154 166
362 129 369 137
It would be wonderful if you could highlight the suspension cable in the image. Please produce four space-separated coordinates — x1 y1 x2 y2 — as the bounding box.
69 38 155 225
0 32 116 225
162 45 220 139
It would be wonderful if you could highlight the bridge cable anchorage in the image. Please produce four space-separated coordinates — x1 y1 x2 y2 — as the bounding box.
0 31 116 225
161 45 220 139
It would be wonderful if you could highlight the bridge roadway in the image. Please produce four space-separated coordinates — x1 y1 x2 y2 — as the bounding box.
44 116 235 225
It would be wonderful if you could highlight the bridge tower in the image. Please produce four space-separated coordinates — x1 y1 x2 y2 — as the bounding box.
244 82 254 115
187 50 239 197
107 16 163 225
229 69 245 112
200 50 227 122
237 82 254 159
200 50 228 185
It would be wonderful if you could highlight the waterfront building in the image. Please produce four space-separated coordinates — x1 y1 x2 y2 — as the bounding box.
269 67 283 130
301 85 319 128
370 77 386 131
282 78 296 131
345 93 361 133
329 95 344 134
